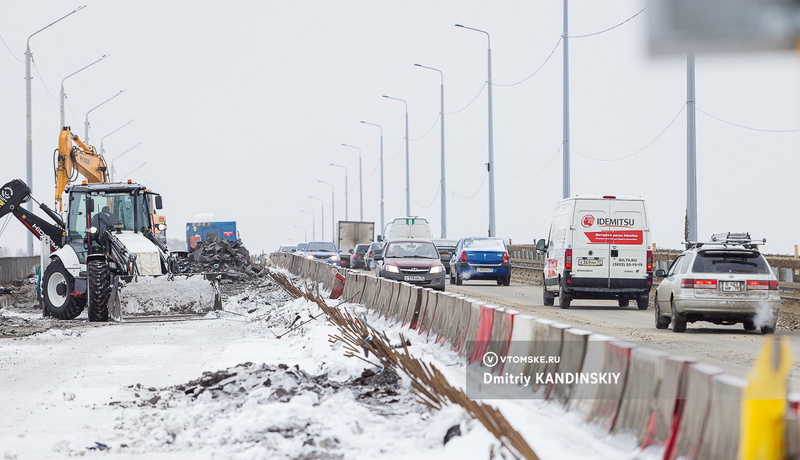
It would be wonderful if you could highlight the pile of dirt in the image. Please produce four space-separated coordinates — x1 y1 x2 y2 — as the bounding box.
188 237 264 281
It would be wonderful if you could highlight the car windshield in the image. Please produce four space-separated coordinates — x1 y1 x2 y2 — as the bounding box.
355 245 369 255
463 238 505 250
297 243 307 251
385 241 439 259
306 242 337 252
692 251 770 274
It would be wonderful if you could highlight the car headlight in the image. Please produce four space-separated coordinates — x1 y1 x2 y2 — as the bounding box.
330 255 340 261
156 223 167 231
87 226 98 234
385 265 400 273
430 266 443 274
306 254 315 260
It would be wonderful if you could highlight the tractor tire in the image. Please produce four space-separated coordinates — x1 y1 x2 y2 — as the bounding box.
87 259 111 322
42 259 84 320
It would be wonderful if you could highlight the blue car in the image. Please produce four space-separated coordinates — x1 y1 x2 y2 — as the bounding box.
302 241 341 265
449 237 511 286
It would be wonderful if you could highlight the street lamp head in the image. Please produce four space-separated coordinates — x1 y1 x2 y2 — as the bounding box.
413 63 421 67
455 24 464 27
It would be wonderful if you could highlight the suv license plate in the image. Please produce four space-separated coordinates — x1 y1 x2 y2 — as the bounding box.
476 267 494 273
721 281 742 292
404 275 425 281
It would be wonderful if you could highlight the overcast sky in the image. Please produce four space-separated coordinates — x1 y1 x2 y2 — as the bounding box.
1 1 798 256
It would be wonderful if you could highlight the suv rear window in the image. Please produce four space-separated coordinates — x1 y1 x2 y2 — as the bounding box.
355 245 369 256
692 251 770 274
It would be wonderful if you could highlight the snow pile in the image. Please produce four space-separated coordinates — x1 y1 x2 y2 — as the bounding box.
118 274 219 315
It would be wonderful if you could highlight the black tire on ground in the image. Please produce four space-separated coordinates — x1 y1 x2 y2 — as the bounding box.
42 259 84 320
761 324 776 334
559 285 571 309
496 279 503 285
502 275 511 286
618 298 630 307
449 271 455 285
637 295 649 310
455 270 462 285
87 259 111 322
743 320 757 331
543 288 555 306
654 297 670 329
671 300 686 333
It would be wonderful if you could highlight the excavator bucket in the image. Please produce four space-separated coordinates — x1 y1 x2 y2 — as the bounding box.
107 273 222 322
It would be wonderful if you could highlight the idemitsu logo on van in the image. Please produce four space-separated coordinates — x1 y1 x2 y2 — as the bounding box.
581 215 595 228
597 217 635 227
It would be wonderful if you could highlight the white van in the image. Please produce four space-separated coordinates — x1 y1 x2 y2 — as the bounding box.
381 216 433 241
536 196 653 310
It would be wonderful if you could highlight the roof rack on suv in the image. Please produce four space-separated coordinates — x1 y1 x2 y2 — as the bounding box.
683 232 766 250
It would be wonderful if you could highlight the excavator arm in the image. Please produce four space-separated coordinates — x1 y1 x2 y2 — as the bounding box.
0 179 65 251
55 126 109 213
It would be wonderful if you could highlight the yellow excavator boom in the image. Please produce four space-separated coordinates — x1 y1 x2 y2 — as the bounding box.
54 126 109 212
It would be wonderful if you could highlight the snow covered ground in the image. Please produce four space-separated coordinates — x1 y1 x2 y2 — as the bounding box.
0 274 661 459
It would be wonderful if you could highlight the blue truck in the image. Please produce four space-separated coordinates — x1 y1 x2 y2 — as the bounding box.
186 221 238 249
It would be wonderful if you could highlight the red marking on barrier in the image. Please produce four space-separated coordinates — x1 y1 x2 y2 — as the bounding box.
497 311 516 374
468 305 495 365
329 270 345 300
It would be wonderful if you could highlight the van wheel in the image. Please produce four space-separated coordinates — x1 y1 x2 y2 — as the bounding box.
543 288 555 306
636 295 649 310
618 298 630 307
743 320 756 331
559 286 571 309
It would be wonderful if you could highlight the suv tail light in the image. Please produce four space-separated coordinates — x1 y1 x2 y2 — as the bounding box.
460 252 468 263
681 279 718 289
565 249 572 270
502 252 510 263
368 251 373 257
746 280 779 291
646 250 653 271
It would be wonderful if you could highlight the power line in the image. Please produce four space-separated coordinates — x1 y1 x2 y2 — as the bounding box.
448 171 487 199
411 184 440 209
697 107 800 133
572 103 686 162
410 113 441 141
446 82 487 115
32 58 58 102
497 145 561 179
568 6 648 39
492 37 563 87
0 34 23 63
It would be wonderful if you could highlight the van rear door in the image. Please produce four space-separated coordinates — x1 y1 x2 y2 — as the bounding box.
607 201 647 282
573 200 611 281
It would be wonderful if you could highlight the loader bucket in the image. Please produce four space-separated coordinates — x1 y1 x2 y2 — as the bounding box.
108 273 222 322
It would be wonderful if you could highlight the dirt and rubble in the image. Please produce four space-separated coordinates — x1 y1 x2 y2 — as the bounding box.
187 237 264 281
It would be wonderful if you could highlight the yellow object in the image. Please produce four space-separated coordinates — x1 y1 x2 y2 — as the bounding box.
739 335 792 460
54 127 109 212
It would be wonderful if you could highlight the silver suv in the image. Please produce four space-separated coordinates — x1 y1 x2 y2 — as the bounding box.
654 233 779 334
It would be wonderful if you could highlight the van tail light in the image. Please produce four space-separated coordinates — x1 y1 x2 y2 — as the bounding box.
502 252 510 263
353 254 360 258
565 249 572 270
460 252 468 263
646 250 653 271
747 280 779 291
368 251 373 257
681 279 718 289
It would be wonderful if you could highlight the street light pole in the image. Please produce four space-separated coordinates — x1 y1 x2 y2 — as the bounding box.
300 210 316 241
562 0 571 199
309 196 325 241
382 95 410 216
110 142 142 181
293 225 307 242
24 5 86 256
60 54 109 129
414 64 447 238
360 121 384 235
456 24 496 237
119 162 146 179
341 144 363 221
85 89 125 144
318 181 335 243
100 119 135 171
330 163 348 220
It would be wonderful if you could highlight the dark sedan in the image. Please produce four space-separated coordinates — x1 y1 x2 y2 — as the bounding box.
432 239 458 274
351 243 371 270
378 239 446 291
450 237 511 286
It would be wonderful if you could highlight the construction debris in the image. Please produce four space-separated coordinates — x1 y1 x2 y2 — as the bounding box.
188 236 262 280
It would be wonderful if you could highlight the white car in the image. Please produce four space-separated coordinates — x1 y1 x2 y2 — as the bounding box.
654 233 779 334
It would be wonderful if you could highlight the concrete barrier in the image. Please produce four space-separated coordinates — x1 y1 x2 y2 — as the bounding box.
586 341 637 432
342 271 358 304
612 347 668 436
376 279 397 319
415 288 434 335
362 275 380 308
667 363 724 460
468 304 496 365
502 314 537 377
449 296 471 351
393 283 412 326
460 300 484 358
640 355 696 449
697 374 747 460
787 393 800 460
404 286 423 328
523 318 555 382
548 328 591 403
537 322 571 398
568 333 614 417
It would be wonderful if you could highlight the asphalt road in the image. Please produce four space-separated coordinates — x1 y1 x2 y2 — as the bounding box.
444 280 800 388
